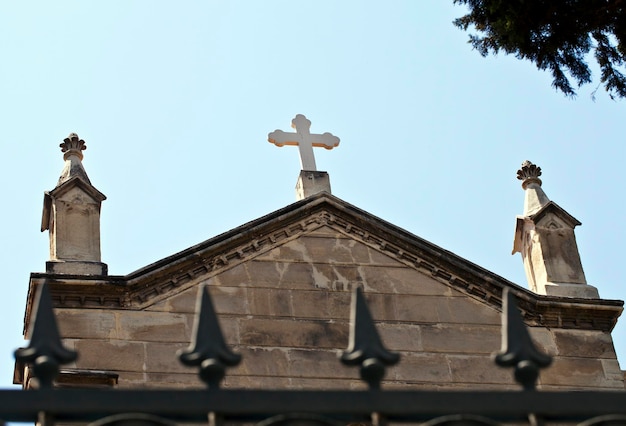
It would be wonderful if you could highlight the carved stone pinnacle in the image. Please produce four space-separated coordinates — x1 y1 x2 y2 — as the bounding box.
517 161 542 189
60 133 87 161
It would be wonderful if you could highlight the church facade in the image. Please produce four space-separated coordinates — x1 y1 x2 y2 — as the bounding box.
14 126 625 392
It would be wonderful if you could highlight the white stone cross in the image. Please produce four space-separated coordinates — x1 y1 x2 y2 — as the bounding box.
268 114 340 171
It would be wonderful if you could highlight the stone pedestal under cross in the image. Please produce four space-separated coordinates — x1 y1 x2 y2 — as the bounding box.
268 114 340 171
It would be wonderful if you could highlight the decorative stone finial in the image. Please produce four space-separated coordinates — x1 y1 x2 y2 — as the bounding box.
516 161 542 189
60 133 86 161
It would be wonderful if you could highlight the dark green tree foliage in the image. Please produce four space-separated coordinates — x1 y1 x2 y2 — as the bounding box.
454 0 626 99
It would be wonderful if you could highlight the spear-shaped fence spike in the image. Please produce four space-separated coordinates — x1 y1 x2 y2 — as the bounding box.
178 285 241 388
340 287 399 389
14 282 78 389
493 289 552 390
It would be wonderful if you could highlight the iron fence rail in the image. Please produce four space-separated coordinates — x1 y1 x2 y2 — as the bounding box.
1 389 626 423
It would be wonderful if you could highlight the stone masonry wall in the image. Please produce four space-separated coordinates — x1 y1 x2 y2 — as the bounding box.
54 226 624 390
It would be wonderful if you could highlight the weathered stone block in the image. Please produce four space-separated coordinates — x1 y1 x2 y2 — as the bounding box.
448 355 512 385
209 285 248 315
306 225 347 238
343 240 377 265
117 311 191 343
248 261 316 290
115 372 150 389
247 288 293 316
326 290 352 319
256 235 401 268
290 289 329 318
56 309 117 339
360 266 451 296
528 327 558 356
601 359 625 384
295 170 331 199
246 287 271 316
366 247 405 266
287 377 364 390
149 286 198 313
255 241 308 262
74 340 145 372
376 323 422 352
271 288 293 316
437 297 501 325
553 329 617 358
540 358 609 388
232 347 290 377
355 293 396 322
214 263 251 287
310 264 363 291
386 381 515 391
218 316 241 345
59 338 78 368
297 236 372 264
222 375 292 389
289 289 353 320
106 370 202 389
240 318 349 349
421 325 501 354
390 353 451 383
144 342 189 374
286 349 355 379
395 295 441 323
46 260 107 275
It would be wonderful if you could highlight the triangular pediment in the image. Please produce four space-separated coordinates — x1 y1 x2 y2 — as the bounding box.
28 192 623 334
146 227 503 335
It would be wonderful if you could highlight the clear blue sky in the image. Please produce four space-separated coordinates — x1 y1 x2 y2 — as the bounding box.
1 2 624 387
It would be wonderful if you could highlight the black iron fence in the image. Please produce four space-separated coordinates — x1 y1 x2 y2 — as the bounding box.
2 283 626 426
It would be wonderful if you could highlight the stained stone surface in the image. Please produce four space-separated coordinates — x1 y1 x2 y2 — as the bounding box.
46 225 624 391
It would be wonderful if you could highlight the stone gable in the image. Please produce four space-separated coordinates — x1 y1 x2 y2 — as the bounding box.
20 193 625 391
